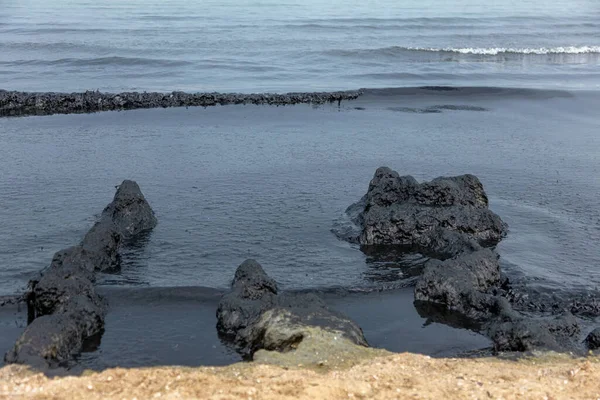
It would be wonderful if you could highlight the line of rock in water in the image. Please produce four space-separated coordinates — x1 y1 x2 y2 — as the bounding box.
0 90 362 117
335 166 599 353
4 181 157 368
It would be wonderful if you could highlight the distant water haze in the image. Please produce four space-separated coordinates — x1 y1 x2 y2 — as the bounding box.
1 0 599 92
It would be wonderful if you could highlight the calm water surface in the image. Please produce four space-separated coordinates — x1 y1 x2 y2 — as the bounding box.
0 89 599 297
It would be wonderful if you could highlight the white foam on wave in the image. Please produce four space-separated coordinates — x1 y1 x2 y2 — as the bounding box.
407 46 600 55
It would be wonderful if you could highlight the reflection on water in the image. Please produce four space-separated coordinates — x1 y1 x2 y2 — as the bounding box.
362 246 428 286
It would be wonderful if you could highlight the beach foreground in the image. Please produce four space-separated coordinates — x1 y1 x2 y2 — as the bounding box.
1 352 599 399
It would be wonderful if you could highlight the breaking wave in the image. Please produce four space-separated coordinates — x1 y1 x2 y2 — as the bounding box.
405 46 600 55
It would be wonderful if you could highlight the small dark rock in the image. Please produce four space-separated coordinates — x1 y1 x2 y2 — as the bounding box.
488 312 580 352
585 328 600 350
217 259 368 358
32 247 99 316
81 219 121 272
414 249 502 320
102 180 157 240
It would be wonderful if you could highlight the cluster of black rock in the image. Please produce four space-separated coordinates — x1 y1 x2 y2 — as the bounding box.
338 167 598 353
5 168 599 371
4 181 157 368
0 90 362 117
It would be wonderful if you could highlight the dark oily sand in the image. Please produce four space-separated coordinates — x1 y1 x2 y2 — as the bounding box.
70 286 489 371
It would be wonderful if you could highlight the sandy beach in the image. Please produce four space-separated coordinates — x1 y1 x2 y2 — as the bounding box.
2 352 599 399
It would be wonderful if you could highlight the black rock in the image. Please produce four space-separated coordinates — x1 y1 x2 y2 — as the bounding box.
343 167 507 253
340 167 589 355
4 314 85 368
9 246 107 368
414 249 502 320
80 219 121 272
5 292 106 368
217 259 368 358
584 328 600 350
487 312 580 353
102 180 158 240
32 247 99 316
5 180 157 368
0 89 362 117
216 259 279 342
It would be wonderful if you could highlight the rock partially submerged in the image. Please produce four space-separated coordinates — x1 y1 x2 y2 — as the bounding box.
5 180 157 368
343 167 507 255
488 312 580 353
585 328 600 350
4 313 99 369
101 180 157 240
341 167 583 353
30 247 101 317
0 89 362 117
414 249 502 320
80 220 121 272
217 260 368 361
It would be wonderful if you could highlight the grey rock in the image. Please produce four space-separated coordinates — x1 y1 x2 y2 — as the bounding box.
217 259 368 358
584 328 600 350
246 306 367 355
